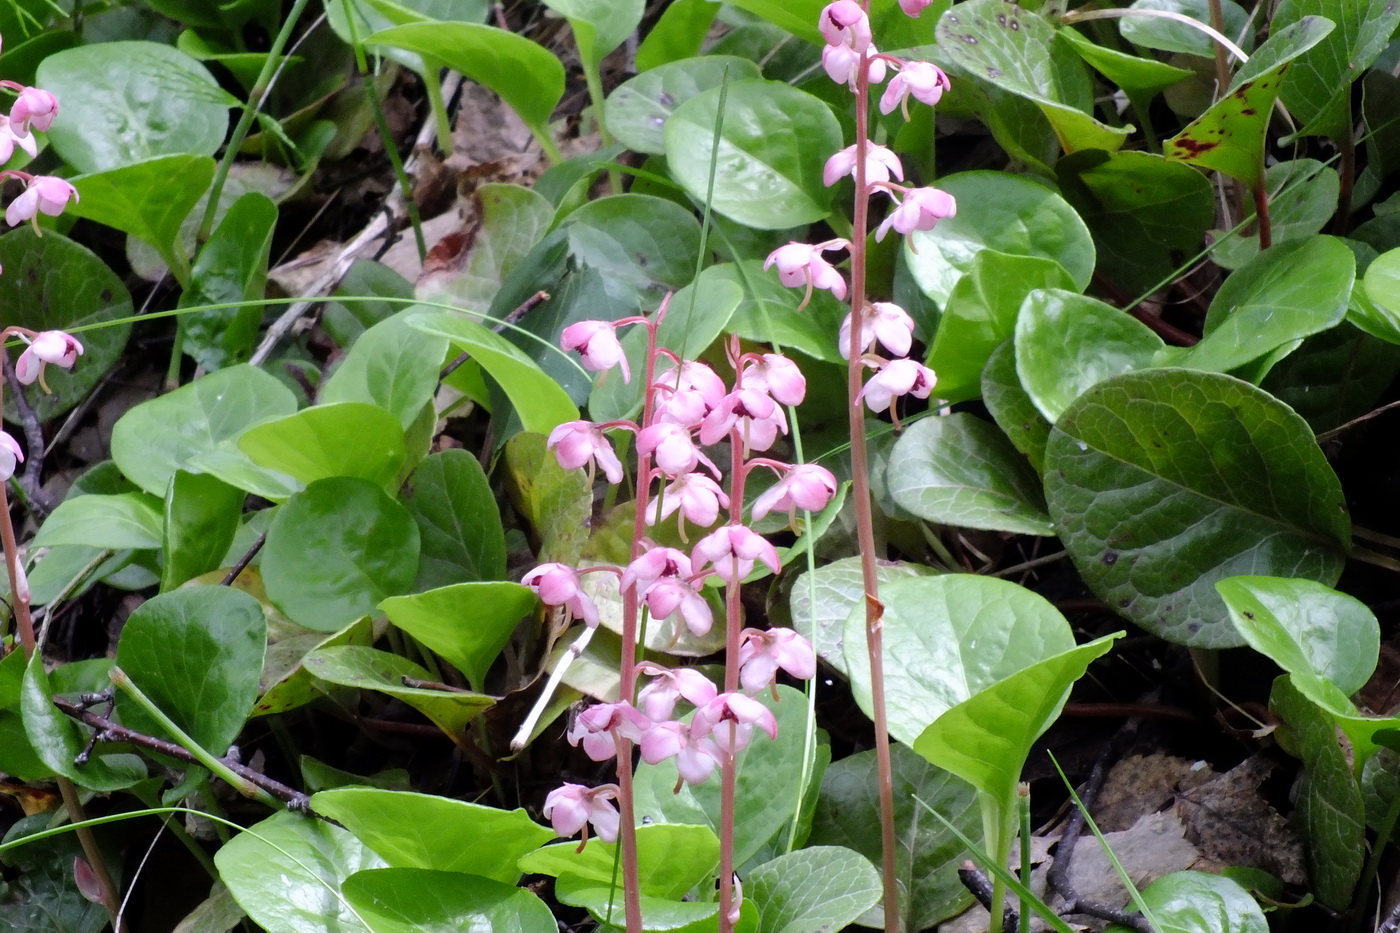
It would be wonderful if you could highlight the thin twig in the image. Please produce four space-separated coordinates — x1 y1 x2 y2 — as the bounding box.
221 532 266 587
1315 398 1400 442
4 356 48 512
438 289 550 382
958 862 1018 929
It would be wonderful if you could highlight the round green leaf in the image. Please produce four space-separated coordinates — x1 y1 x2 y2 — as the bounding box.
559 193 702 304
904 171 1094 307
379 582 534 691
844 575 1076 746
342 869 557 933
114 586 267 754
263 477 420 631
1217 576 1378 695
748 847 882 933
20 654 145 792
520 823 719 899
37 41 231 173
403 449 507 589
1363 245 1400 337
1105 871 1266 933
110 363 297 496
665 79 841 230
981 339 1049 473
1045 369 1350 648
238 402 407 490
302 645 492 738
887 414 1053 535
605 55 761 155
0 229 133 423
320 312 448 430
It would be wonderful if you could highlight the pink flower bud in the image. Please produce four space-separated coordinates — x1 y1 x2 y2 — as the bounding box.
693 525 781 585
764 242 849 303
742 354 806 406
839 302 915 360
10 87 58 134
547 420 624 485
876 186 957 241
820 1 872 51
543 783 621 843
738 627 818 693
880 61 951 116
692 692 779 756
648 472 729 528
0 430 23 481
823 143 904 188
6 175 78 229
821 43 887 89
900 0 935 15
522 562 601 628
860 358 937 413
751 464 838 520
561 320 630 383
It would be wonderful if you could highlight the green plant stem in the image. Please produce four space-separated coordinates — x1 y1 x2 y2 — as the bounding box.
581 60 621 195
1018 785 1032 933
421 64 454 158
850 21 902 933
199 0 312 242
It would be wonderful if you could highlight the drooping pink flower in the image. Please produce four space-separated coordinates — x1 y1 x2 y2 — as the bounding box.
543 783 621 843
567 701 651 762
10 87 57 134
0 116 36 166
637 422 717 478
636 662 718 721
561 320 630 382
692 692 779 756
741 354 806 406
819 0 872 51
860 358 937 413
621 547 693 594
657 360 726 410
699 388 788 451
821 42 887 89
880 61 951 116
738 627 818 693
648 472 729 528
823 143 904 188
764 241 849 302
751 464 839 520
522 563 601 628
0 431 23 482
15 329 83 392
6 175 77 229
638 720 720 785
547 420 624 484
693 525 782 585
622 548 714 636
839 302 916 360
875 186 957 241
900 0 935 15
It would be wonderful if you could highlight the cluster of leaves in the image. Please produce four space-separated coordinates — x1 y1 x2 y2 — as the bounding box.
1 0 1400 930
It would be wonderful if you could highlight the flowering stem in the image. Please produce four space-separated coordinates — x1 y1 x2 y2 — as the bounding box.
848 24 902 933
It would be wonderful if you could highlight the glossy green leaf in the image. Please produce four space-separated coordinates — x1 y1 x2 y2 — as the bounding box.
665 79 841 230
326 261 416 347
162 471 245 590
926 249 1077 403
559 194 702 305
504 432 592 566
1275 0 1400 140
887 413 1054 535
905 171 1094 307
114 586 266 754
0 649 51 782
1217 576 1377 695
540 0 643 75
1261 323 1400 433
1364 245 1400 341
69 154 214 281
1164 17 1334 188
303 645 493 738
239 402 407 490
341 868 556 933
367 23 563 139
214 809 385 933
1118 0 1251 57
37 41 231 173
402 449 506 589
254 610 375 719
606 55 761 155
111 364 297 496
178 191 277 369
20 653 145 792
913 634 1119 808
1209 159 1340 268
410 310 579 435
0 229 133 423
632 686 814 866
415 183 554 314
725 259 847 364
1056 149 1214 296
809 745 978 931
981 340 1049 472
520 823 719 899
321 311 447 429
379 582 534 691
1104 871 1266 933
263 477 420 632
1045 369 1350 648
1058 26 1192 99
936 0 1131 152
748 847 881 933
32 492 163 550
789 557 938 680
1267 678 1365 911
635 0 719 70
844 575 1077 746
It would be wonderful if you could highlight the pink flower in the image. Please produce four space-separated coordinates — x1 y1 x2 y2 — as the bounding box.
880 61 951 116
547 420 624 484
6 176 77 229
658 360 726 409
699 388 788 452
0 431 23 481
648 472 729 528
636 662 718 720
0 116 36 165
900 0 935 14
637 422 717 478
621 547 693 594
693 525 781 585
742 354 806 406
567 701 651 762
738 628 818 693
10 87 57 134
860 358 937 413
15 329 83 392
876 186 957 241
751 464 838 520
764 241 849 302
561 320 630 382
692 692 779 756
622 548 714 636
823 143 904 187
543 783 621 843
522 563 601 628
839 302 915 360
638 721 720 785
821 43 887 89
819 0 872 51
